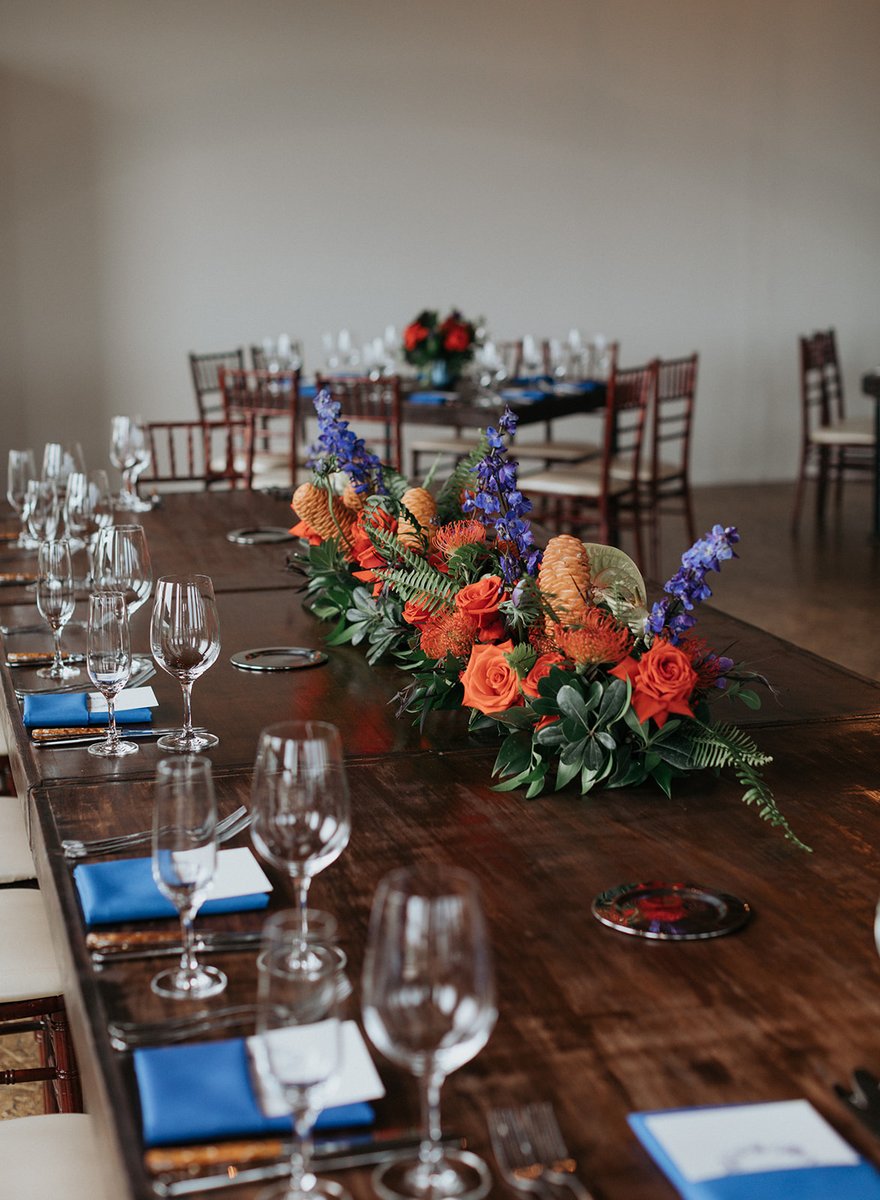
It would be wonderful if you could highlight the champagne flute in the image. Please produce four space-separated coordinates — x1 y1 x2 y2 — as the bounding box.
7 448 38 548
151 756 227 999
86 590 138 758
250 722 350 941
150 574 220 752
255 911 350 1200
35 540 80 681
361 866 497 1200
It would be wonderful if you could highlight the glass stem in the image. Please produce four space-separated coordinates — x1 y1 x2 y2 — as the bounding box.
51 627 65 676
178 906 199 978
418 1069 445 1176
295 875 311 938
288 1109 315 1198
106 694 120 751
180 680 194 737
122 467 136 499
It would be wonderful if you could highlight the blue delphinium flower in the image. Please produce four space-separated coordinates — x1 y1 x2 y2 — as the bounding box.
307 390 386 494
462 407 542 582
647 524 740 643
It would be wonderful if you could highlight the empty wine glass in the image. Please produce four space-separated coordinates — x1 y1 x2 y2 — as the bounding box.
35 540 80 680
41 442 85 497
7 449 38 548
65 470 114 583
110 416 153 511
151 756 227 999
24 480 61 545
93 524 153 617
250 721 351 942
86 590 138 758
150 574 220 752
362 866 497 1200
255 911 350 1200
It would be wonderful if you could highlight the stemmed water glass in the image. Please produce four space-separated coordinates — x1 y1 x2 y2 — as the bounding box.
41 442 85 498
250 722 351 940
24 480 61 545
110 415 153 511
35 540 80 681
361 866 497 1200
255 911 350 1200
7 449 38 548
86 590 138 758
65 470 114 581
93 525 153 674
150 574 220 752
151 756 227 999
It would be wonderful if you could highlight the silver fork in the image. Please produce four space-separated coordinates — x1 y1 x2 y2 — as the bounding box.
62 804 251 859
489 1103 593 1199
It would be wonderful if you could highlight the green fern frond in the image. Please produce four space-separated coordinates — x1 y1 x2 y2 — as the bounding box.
435 438 489 524
366 525 457 609
692 719 810 852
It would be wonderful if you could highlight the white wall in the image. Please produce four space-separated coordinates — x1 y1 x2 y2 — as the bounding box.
2 0 879 484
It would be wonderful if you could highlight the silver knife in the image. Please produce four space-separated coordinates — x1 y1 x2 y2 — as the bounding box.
91 931 262 966
151 1134 464 1196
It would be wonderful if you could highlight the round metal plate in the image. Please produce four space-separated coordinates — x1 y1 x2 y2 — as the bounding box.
591 881 752 941
230 647 329 672
226 527 295 545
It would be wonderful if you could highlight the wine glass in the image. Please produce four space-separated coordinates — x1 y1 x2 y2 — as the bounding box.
41 441 85 497
86 590 138 758
110 416 153 511
250 721 350 941
35 540 80 681
361 866 497 1200
64 470 114 584
255 911 350 1200
24 480 61 545
93 523 153 616
7 449 38 548
150 574 220 752
151 755 227 999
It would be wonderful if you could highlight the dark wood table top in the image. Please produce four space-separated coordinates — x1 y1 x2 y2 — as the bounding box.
30 718 880 1199
4 493 880 1198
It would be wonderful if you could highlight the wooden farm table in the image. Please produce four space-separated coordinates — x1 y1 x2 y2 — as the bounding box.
3 497 880 1198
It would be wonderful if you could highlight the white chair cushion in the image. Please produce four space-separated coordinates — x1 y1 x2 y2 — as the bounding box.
0 799 35 883
811 416 875 446
409 436 481 455
521 466 631 499
0 889 62 1002
0 1113 114 1200
516 440 601 463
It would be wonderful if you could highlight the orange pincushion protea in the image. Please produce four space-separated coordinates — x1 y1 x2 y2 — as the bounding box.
419 610 478 659
552 609 632 668
432 520 487 558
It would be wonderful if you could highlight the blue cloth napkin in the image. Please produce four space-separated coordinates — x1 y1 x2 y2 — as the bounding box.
408 391 450 405
134 1038 375 1146
300 383 318 400
500 388 545 403
22 691 153 729
628 1109 880 1198
73 856 271 926
512 374 554 387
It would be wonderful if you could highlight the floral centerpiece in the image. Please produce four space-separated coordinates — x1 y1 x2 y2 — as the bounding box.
289 393 807 851
402 308 482 388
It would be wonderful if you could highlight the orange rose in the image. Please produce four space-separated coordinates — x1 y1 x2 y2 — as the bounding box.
455 576 506 642
520 653 566 700
610 640 697 728
351 508 397 596
404 322 429 351
402 598 435 628
460 640 522 715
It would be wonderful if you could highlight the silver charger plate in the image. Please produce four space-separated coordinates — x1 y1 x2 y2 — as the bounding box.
226 527 295 545
591 881 752 940
230 647 329 672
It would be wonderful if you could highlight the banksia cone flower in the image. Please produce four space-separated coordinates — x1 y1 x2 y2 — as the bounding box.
291 482 355 544
341 482 366 512
538 535 591 626
398 487 437 549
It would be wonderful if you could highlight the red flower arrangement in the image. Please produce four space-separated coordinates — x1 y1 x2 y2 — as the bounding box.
401 309 482 382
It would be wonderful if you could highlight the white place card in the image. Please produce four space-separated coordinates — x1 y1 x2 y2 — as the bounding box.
640 1100 859 1183
89 685 158 713
208 847 272 901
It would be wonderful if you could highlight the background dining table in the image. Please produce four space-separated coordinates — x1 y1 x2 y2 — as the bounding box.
2 490 880 1199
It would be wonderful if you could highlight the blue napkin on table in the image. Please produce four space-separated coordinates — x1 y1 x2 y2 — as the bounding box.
628 1104 880 1198
300 383 318 401
73 856 271 926
512 374 554 387
134 1037 375 1147
22 692 152 729
408 391 450 405
500 388 545 403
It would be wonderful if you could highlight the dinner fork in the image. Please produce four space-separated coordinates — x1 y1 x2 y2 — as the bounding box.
61 804 251 859
489 1102 593 1199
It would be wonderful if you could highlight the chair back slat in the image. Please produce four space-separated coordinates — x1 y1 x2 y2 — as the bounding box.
652 353 698 482
800 329 844 433
219 368 300 488
188 350 245 419
138 419 254 493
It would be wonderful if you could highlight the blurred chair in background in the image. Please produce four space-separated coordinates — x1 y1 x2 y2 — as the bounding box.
139 418 255 494
791 329 875 530
314 375 403 472
188 349 245 419
220 367 301 491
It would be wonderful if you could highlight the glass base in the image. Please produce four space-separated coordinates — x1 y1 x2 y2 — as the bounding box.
36 663 81 681
259 1179 350 1200
150 963 227 1000
157 730 219 753
87 737 139 758
116 491 154 513
372 1151 491 1200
